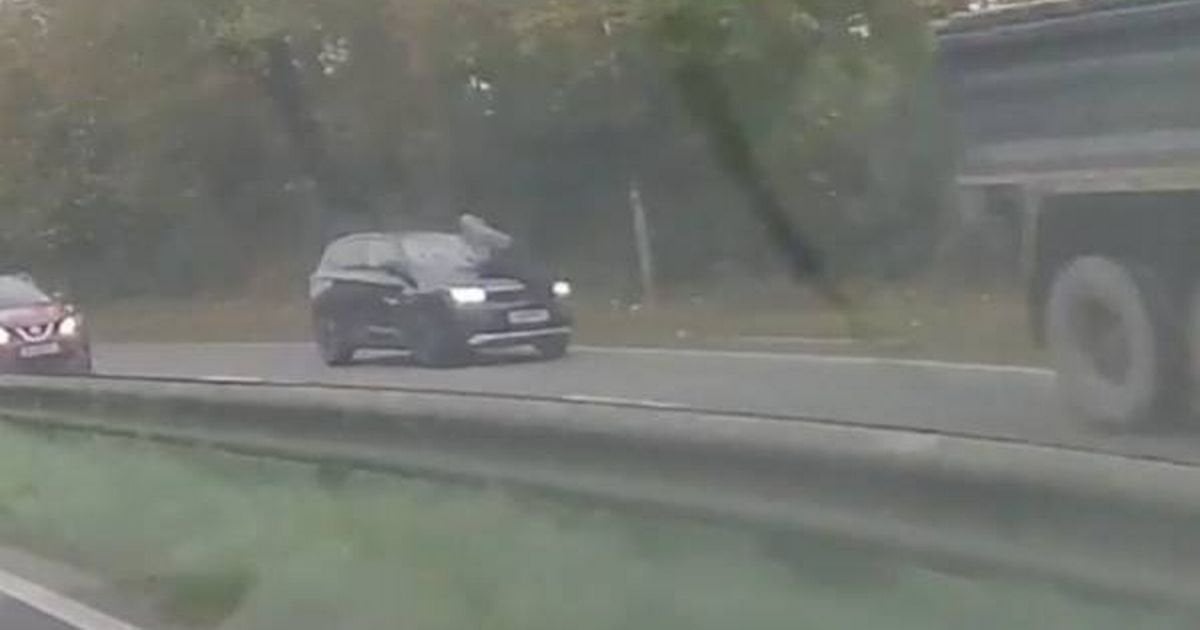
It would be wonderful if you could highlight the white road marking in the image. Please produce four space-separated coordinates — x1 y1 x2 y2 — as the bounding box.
734 336 863 345
195 375 268 385
577 345 1055 377
0 566 142 630
561 394 688 410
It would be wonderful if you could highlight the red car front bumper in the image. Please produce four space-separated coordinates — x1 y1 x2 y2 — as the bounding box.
0 336 92 375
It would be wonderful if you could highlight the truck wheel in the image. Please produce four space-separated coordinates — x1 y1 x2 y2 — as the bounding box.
1045 256 1185 428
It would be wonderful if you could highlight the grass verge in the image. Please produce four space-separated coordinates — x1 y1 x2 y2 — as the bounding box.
0 423 1188 629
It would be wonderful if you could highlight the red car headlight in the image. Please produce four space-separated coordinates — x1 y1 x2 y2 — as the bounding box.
58 315 82 337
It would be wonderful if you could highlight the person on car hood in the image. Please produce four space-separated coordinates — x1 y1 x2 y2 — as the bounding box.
457 213 554 287
459 214 513 263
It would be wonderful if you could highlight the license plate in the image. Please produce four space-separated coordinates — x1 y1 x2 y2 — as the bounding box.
508 309 550 325
19 342 61 359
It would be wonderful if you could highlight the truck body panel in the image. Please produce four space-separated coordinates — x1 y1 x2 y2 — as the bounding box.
939 0 1200 190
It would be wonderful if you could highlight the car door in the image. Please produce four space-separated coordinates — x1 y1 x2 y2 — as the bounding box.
312 237 385 338
358 237 416 343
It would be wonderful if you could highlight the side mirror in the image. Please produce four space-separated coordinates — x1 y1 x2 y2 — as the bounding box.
50 291 78 312
382 263 417 287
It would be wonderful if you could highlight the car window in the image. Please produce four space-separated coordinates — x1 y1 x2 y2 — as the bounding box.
0 277 50 309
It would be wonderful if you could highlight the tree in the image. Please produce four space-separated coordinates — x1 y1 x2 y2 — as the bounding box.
0 0 944 298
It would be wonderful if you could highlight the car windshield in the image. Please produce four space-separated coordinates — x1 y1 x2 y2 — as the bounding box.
399 234 477 269
0 278 50 309
362 237 406 270
3 1 1200 628
397 233 488 283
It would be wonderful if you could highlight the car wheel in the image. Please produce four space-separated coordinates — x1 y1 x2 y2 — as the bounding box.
315 314 356 366
534 335 569 360
411 313 470 368
1046 256 1186 428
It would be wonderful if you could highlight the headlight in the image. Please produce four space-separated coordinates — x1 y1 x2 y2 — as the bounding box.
58 315 81 337
448 287 487 305
552 280 572 298
0 328 9 345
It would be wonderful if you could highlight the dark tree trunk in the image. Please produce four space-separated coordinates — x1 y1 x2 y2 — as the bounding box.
254 37 374 241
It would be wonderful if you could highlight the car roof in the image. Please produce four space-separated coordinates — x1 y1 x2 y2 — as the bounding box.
326 232 393 246
325 231 461 246
0 274 50 302
0 272 37 285
397 231 465 241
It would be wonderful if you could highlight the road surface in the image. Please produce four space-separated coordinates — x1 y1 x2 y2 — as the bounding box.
0 561 143 630
0 595 78 630
93 343 1200 463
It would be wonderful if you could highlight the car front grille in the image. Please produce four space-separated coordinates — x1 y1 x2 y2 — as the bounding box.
486 288 530 303
483 280 535 304
15 323 54 342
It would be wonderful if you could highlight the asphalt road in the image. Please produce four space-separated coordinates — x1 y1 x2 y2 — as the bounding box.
0 557 145 630
93 343 1200 464
0 595 78 630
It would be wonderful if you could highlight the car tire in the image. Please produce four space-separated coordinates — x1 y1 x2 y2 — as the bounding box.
534 335 569 360
411 313 470 368
1045 256 1186 428
314 314 356 367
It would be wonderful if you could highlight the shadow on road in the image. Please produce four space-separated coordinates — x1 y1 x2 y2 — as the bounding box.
351 348 552 370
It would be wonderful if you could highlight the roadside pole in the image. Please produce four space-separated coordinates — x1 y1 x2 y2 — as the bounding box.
604 18 657 309
629 180 657 308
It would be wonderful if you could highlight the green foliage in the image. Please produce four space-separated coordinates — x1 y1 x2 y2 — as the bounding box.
0 425 1188 629
0 0 946 298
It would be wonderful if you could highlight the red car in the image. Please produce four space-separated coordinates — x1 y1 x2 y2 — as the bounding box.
0 275 91 374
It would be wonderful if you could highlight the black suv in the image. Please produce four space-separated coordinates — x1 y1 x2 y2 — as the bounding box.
309 230 572 367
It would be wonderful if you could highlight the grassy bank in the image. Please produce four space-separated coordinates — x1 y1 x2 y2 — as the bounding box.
87 283 1042 365
0 423 1187 629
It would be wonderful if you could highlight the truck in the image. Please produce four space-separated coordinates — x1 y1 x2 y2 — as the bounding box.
936 0 1200 426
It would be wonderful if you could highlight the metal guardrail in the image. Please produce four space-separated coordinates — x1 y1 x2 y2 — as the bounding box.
0 375 1198 610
